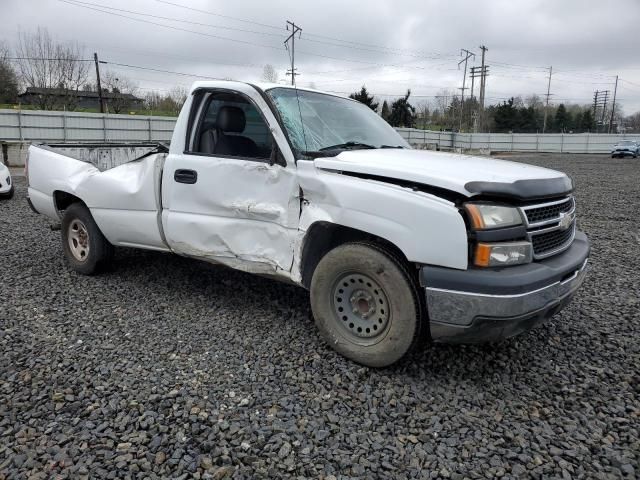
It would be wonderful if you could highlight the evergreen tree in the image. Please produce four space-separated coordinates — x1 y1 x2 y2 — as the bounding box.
388 90 416 128
581 109 595 132
493 98 518 132
0 60 18 103
573 111 583 132
349 85 379 111
381 100 391 121
555 104 569 132
518 106 538 132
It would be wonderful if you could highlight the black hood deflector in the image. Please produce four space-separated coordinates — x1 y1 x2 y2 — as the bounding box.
465 176 573 202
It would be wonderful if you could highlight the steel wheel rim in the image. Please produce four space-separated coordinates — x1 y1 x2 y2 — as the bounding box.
331 272 391 345
68 219 90 262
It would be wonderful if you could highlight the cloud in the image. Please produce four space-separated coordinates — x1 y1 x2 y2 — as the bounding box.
3 0 640 111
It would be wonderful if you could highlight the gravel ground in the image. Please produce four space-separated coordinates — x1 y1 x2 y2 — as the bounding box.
0 153 638 479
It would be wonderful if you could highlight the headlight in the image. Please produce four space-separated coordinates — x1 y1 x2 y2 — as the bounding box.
465 203 523 230
474 241 532 267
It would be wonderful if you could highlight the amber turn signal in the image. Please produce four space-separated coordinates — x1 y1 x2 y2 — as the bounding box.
474 243 492 267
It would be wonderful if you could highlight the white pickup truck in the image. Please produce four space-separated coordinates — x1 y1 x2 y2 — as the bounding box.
26 81 590 367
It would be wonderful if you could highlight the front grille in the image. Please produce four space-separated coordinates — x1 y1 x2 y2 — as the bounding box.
524 197 573 224
531 222 575 257
520 195 576 260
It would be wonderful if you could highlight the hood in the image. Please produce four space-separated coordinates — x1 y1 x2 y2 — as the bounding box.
313 149 572 201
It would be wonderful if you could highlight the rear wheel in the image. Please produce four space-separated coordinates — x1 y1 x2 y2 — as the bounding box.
61 203 113 275
310 242 421 367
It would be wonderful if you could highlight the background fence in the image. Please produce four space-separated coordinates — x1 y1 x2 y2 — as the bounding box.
0 109 634 166
396 128 633 154
0 109 175 143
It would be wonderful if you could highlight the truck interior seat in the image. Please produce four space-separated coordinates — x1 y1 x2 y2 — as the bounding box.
200 106 258 157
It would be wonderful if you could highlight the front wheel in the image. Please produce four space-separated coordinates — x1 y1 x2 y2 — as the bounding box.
61 203 113 275
310 242 421 367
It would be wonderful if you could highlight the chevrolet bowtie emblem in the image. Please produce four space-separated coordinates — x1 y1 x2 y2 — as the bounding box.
558 212 573 230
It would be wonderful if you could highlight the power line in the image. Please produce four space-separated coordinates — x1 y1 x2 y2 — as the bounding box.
153 0 458 60
298 36 455 61
64 0 284 39
99 60 226 80
6 57 93 62
58 0 286 52
59 0 453 71
154 0 283 31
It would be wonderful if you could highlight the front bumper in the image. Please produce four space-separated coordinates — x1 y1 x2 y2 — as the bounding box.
612 150 636 157
422 231 590 343
0 174 11 194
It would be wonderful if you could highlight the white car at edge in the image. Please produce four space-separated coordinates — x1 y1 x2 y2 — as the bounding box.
0 162 14 199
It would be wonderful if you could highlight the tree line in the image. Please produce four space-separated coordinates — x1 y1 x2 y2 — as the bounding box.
349 85 631 133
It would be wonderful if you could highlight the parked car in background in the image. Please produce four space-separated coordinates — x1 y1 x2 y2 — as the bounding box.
0 162 14 199
611 140 639 158
25 81 590 367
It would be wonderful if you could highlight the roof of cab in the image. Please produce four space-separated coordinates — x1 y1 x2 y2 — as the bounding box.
188 80 348 99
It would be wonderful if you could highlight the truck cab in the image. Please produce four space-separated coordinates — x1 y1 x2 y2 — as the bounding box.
26 81 590 367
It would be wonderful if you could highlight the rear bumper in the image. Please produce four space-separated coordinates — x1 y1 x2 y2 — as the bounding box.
421 231 590 343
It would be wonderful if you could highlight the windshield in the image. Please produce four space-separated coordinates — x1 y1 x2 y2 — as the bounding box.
266 88 409 155
619 140 636 145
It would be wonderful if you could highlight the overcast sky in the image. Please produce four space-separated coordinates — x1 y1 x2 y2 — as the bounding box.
4 0 640 113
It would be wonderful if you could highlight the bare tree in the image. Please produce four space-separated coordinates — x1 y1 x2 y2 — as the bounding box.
625 112 640 133
169 86 188 113
524 94 543 110
262 64 279 83
415 101 431 129
433 89 456 129
144 86 188 116
14 27 89 110
103 71 139 113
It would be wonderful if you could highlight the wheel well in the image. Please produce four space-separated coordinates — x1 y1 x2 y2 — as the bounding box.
53 191 84 214
300 222 413 289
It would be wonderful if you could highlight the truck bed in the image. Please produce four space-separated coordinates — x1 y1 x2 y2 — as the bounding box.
36 143 167 171
27 143 169 251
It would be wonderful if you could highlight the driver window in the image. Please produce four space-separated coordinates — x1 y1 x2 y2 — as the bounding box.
193 92 274 160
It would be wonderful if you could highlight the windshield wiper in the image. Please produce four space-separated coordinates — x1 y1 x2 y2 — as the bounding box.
380 145 405 149
319 141 376 151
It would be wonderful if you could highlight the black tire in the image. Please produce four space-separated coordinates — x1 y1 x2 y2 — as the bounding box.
0 185 14 200
61 202 113 275
310 242 421 367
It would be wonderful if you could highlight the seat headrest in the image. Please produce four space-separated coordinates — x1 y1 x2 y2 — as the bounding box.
216 106 246 133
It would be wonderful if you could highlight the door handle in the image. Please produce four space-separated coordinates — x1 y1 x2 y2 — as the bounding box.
174 169 198 184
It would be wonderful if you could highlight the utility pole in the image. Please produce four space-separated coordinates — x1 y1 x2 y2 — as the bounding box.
470 65 488 132
458 48 475 132
94 52 105 114
600 90 609 127
542 66 553 134
284 21 302 86
478 45 488 132
470 66 478 99
592 90 610 132
608 75 619 133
